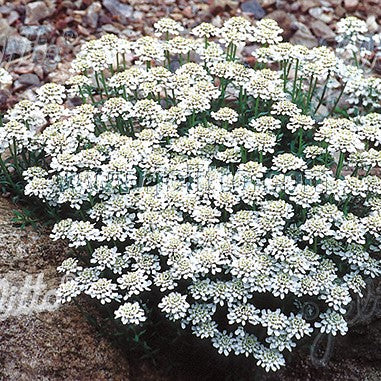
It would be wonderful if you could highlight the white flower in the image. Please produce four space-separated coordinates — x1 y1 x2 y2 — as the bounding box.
57 280 81 303
272 153 307 173
211 107 238 124
227 303 261 326
154 18 184 37
320 284 352 313
36 83 66 104
85 278 120 304
261 309 288 336
115 302 146 325
158 292 190 321
315 310 348 336
117 270 152 299
250 19 283 45
57 258 83 274
211 330 234 356
255 346 285 372
5 16 381 372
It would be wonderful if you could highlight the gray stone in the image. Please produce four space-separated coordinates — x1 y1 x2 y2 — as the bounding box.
319 12 334 24
309 7 323 19
7 10 19 25
241 0 266 19
0 4 14 15
366 15 379 33
310 20 335 41
260 0 276 8
132 10 144 21
101 24 122 34
4 35 32 56
84 2 102 29
290 22 318 48
344 0 359 11
300 0 321 12
18 73 40 86
25 1 54 25
102 0 133 23
0 18 14 38
20 25 51 41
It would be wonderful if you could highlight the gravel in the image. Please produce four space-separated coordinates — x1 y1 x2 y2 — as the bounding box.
0 0 378 107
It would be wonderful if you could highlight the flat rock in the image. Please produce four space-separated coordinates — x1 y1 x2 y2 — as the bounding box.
344 0 359 11
84 1 102 29
4 35 32 56
102 0 133 23
366 15 378 33
7 11 19 26
0 18 14 38
310 20 335 41
18 73 40 86
309 7 323 19
25 1 55 25
241 0 266 19
300 0 321 12
0 197 130 380
290 21 318 48
259 0 276 8
20 25 52 41
0 4 15 14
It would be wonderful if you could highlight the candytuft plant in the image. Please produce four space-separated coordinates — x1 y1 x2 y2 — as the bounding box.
1 16 381 373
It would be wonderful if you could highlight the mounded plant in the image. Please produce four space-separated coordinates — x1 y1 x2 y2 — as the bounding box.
1 16 381 373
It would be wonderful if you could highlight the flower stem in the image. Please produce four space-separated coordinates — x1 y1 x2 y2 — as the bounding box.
314 72 331 115
335 152 345 179
292 58 299 101
298 128 303 156
329 83 346 116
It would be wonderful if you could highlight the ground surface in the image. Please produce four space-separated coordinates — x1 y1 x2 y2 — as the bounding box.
0 197 130 380
1 0 380 109
1 0 381 380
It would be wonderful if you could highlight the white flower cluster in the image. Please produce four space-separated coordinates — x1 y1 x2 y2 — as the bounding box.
252 17 380 113
1 17 381 373
336 16 371 56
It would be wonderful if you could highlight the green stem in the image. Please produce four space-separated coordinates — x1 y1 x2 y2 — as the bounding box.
0 155 17 189
283 59 288 92
292 58 299 101
335 152 345 179
298 128 303 156
329 83 346 117
165 50 171 69
314 72 331 115
304 74 315 112
352 51 359 68
254 97 260 118
204 36 208 49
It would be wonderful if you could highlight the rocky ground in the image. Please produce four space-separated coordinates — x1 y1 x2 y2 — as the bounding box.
0 196 131 380
1 0 381 380
0 0 380 110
